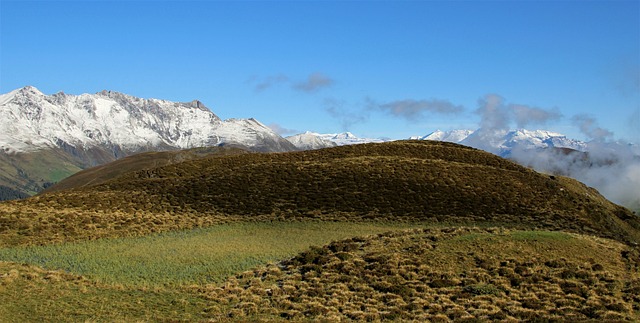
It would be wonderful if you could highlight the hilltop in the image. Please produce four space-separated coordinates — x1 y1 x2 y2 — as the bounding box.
2 140 638 246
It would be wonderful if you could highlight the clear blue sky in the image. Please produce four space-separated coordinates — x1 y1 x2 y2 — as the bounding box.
1 1 638 143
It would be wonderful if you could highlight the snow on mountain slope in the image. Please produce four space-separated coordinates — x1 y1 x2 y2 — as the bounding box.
286 132 337 150
316 132 386 146
0 86 293 154
418 128 587 156
414 129 474 143
215 118 296 152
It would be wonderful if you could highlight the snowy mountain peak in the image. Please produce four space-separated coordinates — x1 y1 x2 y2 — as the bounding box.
18 85 45 97
286 132 337 150
332 132 357 139
0 87 293 154
420 129 474 142
290 132 386 146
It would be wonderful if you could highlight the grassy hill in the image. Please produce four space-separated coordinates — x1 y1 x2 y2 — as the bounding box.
0 140 639 321
1 140 638 246
0 149 83 198
1 227 637 321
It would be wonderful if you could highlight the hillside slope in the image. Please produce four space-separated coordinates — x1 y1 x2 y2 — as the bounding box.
1 140 638 246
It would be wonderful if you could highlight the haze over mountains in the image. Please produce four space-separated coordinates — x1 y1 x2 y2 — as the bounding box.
1 86 638 212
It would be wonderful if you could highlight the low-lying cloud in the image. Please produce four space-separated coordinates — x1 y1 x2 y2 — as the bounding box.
572 114 614 141
462 94 640 212
509 141 640 213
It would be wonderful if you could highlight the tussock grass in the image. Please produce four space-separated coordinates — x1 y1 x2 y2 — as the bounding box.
203 227 640 321
1 226 638 321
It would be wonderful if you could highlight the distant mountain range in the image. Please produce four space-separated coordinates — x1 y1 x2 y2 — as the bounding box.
0 86 293 154
289 128 589 157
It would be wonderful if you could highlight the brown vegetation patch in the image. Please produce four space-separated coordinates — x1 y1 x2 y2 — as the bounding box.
201 227 640 321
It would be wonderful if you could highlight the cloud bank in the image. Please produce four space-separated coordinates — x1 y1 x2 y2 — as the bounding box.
460 94 640 212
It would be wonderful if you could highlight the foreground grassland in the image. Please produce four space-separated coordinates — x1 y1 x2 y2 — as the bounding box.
1 226 638 322
0 261 210 322
0 221 416 287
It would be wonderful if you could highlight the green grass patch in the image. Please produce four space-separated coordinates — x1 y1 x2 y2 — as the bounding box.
0 262 210 322
508 230 573 241
452 230 574 243
0 221 416 288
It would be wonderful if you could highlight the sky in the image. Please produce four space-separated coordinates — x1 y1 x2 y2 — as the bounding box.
1 0 639 143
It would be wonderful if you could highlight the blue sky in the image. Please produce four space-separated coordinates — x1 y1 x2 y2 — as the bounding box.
1 1 638 143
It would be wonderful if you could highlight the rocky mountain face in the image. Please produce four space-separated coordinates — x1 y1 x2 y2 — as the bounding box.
0 86 295 199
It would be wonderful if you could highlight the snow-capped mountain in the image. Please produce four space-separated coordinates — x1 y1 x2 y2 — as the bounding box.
418 128 587 156
413 129 474 143
285 132 337 150
286 131 386 148
0 86 294 154
316 132 386 146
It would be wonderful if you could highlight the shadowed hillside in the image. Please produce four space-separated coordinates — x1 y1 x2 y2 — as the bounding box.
41 145 251 193
1 140 638 246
